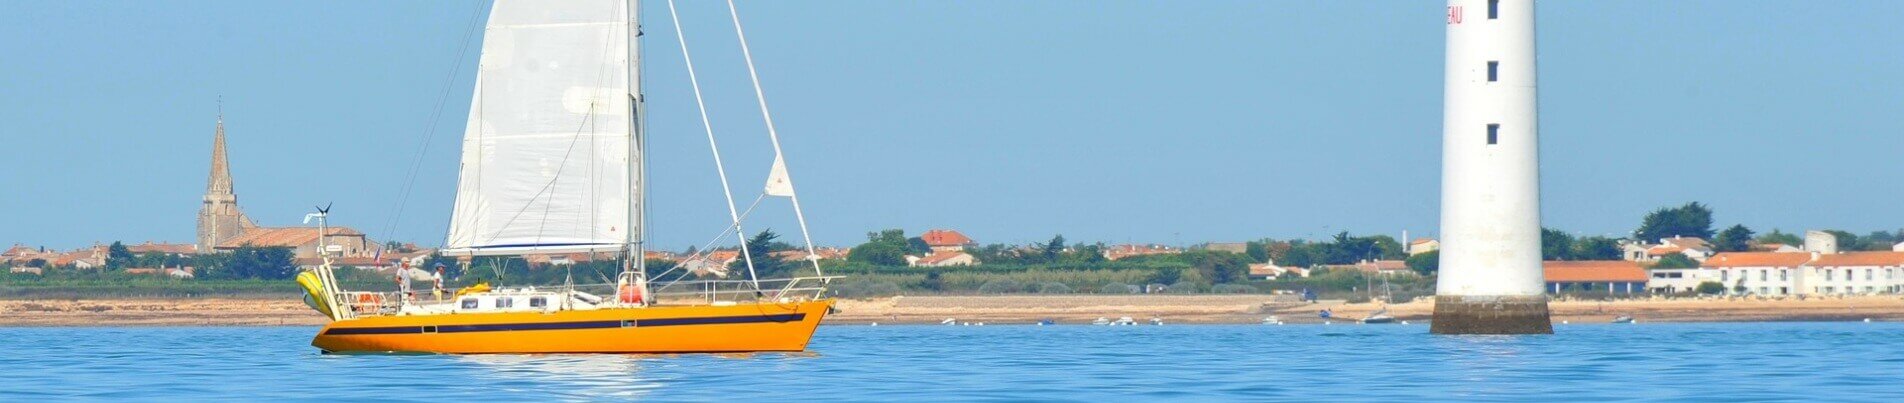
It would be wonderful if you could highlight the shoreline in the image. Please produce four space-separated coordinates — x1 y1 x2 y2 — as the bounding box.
4 295 1902 327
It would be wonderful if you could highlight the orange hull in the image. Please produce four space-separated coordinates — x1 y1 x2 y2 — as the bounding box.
312 299 833 354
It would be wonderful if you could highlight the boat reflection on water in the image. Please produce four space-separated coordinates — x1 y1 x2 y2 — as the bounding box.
457 351 826 397
459 355 659 399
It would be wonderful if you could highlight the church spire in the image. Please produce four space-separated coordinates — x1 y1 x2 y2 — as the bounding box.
198 99 252 251
206 102 234 196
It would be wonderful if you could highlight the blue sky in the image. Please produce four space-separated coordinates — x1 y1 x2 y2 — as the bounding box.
2 1 1900 251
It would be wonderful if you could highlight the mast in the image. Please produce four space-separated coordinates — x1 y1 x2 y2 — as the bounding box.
625 0 644 277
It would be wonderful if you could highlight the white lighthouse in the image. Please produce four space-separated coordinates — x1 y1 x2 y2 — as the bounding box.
1431 0 1552 334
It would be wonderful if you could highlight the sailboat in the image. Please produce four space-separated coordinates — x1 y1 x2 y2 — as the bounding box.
298 0 836 354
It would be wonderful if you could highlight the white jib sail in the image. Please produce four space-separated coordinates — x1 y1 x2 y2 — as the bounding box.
763 155 795 197
445 0 638 256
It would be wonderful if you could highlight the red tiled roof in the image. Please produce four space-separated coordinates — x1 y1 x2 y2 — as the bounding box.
919 230 973 247
217 227 363 249
1810 252 1904 267
1646 245 1686 256
3 244 36 257
915 252 972 265
1544 260 1647 282
127 242 201 255
1704 252 1813 268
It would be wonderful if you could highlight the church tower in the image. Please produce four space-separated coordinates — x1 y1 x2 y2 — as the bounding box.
197 111 255 251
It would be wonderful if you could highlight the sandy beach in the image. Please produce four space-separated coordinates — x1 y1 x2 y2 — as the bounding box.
6 294 1904 327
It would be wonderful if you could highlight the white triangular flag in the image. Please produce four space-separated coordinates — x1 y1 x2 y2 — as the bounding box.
764 155 795 197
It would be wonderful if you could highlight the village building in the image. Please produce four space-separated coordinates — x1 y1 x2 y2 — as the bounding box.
1 244 57 266
1803 230 1838 254
1102 244 1180 260
1543 260 1648 294
1804 251 1904 295
126 242 204 256
1248 263 1309 279
912 251 976 267
1694 252 1814 296
1407 238 1439 255
1201 242 1248 254
918 229 974 253
1623 237 1714 262
54 245 108 269
216 227 373 260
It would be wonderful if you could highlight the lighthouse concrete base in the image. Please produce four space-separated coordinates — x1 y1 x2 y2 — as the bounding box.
1430 295 1553 335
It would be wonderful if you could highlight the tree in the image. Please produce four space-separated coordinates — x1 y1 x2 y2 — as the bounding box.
1572 236 1623 260
1541 228 1575 260
1245 241 1270 263
1635 202 1716 242
1405 250 1440 276
1713 224 1754 252
919 271 944 291
905 237 932 256
1653 252 1699 269
1065 243 1108 264
1695 281 1726 295
223 245 296 280
729 230 792 278
1279 242 1318 268
847 229 910 266
1367 235 1406 260
1823 230 1863 251
1040 235 1066 263
1147 267 1182 286
1756 229 1803 247
106 241 134 270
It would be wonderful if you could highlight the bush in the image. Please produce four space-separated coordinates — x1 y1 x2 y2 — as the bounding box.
1695 281 1726 295
1210 283 1258 294
1098 282 1138 294
977 279 1023 294
1035 282 1072 294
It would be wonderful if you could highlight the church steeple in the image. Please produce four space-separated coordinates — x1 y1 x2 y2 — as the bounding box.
198 102 253 251
206 110 235 196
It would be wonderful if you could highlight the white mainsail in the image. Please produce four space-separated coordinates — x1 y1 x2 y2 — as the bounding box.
445 0 641 256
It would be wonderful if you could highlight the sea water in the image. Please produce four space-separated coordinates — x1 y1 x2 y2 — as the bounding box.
2 322 1900 401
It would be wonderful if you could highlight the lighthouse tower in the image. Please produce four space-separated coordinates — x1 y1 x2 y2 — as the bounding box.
1431 0 1552 334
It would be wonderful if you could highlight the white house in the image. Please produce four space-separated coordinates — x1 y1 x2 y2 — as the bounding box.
1407 238 1440 255
1697 252 1814 296
912 251 976 267
1803 252 1904 295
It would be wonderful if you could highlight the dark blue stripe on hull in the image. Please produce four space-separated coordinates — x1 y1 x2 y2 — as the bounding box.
322 313 807 336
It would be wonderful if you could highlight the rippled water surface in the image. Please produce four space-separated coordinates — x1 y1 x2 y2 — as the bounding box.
3 322 1901 401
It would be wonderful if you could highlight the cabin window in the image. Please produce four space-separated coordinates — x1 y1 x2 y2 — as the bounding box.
497 297 514 308
529 297 548 308
1486 124 1500 145
1487 61 1499 82
460 298 479 309
1488 0 1500 19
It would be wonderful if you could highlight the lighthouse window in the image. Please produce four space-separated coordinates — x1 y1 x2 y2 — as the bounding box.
1489 0 1500 19
1488 61 1499 82
1486 124 1500 145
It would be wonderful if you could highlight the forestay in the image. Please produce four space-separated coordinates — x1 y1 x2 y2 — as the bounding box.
445 0 640 256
